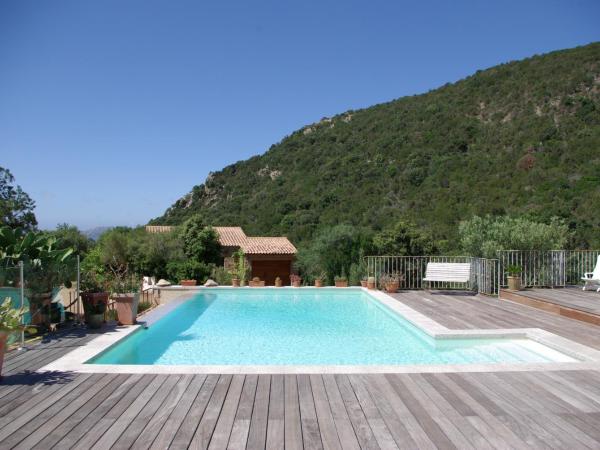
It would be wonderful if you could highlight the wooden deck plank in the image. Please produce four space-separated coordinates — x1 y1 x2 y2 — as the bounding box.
0 373 92 441
189 374 233 449
284 374 303 450
309 374 344 450
265 374 284 450
322 374 362 450
356 374 420 449
347 375 399 450
334 374 380 450
461 372 578 449
432 373 526 450
66 374 154 449
407 373 493 450
208 374 245 450
385 373 458 449
32 374 131 450
244 374 269 449
297 374 324 450
9 374 116 450
170 374 219 449
226 374 257 450
90 374 169 449
113 374 182 448
132 374 196 449
150 374 207 450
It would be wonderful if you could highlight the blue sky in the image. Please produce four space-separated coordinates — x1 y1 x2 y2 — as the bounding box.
1 0 599 230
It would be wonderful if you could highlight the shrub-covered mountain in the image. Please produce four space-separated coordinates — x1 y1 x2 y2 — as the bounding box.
153 43 600 248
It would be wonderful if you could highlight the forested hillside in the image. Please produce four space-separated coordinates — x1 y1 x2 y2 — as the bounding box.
153 43 600 249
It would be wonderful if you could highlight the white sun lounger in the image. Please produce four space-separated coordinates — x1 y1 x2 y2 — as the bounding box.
582 255 600 292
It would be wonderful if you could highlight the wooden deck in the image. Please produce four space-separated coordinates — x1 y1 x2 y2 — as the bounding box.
499 286 600 326
1 293 600 449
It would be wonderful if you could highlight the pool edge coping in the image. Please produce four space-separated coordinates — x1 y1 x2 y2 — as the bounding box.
38 287 600 374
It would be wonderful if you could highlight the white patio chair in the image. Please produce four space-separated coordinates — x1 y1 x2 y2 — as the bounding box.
581 255 600 292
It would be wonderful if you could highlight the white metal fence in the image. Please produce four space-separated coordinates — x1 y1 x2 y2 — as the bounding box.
497 250 600 287
364 256 500 296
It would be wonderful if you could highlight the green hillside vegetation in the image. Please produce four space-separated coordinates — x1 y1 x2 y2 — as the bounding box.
153 43 600 249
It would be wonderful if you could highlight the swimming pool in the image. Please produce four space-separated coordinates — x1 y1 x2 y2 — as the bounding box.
89 289 574 366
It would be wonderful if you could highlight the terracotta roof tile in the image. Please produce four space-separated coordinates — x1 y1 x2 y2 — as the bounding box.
214 227 296 255
145 225 174 233
213 227 247 246
241 237 297 255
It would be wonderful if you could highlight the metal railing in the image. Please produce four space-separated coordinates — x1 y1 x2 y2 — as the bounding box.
364 255 500 296
497 250 600 287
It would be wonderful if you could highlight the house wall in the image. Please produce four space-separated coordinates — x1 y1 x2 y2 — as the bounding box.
248 254 294 286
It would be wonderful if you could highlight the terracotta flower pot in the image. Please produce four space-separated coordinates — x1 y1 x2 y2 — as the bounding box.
114 293 140 325
232 278 240 287
314 279 323 288
507 276 522 291
180 279 197 287
385 282 399 293
360 280 367 288
292 280 301 288
335 280 348 288
367 278 376 290
0 332 7 379
275 279 283 287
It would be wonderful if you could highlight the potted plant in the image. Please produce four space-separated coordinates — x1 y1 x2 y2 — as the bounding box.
290 274 302 287
249 277 265 287
367 276 376 290
111 276 140 326
314 272 326 288
335 271 348 288
180 279 197 287
381 273 403 293
274 276 283 287
0 297 36 378
80 271 109 329
231 249 250 287
506 265 523 291
360 276 368 288
81 291 108 329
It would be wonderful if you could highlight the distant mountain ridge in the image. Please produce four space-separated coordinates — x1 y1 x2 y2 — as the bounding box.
152 43 600 248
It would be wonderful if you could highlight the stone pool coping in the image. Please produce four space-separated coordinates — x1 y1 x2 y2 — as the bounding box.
39 287 600 374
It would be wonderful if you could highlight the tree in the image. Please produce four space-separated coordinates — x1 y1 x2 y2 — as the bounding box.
459 215 570 258
47 224 93 258
297 224 371 283
373 220 438 256
180 215 221 264
0 167 37 231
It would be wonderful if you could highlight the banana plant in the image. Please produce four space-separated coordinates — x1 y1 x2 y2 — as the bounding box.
0 226 73 268
0 297 36 334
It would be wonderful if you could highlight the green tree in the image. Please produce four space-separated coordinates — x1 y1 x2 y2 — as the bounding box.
48 223 93 258
0 167 37 231
297 224 371 283
459 215 570 258
180 215 221 264
373 220 438 256
131 230 184 280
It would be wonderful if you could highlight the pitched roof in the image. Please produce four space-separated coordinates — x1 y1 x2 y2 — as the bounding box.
213 227 247 246
145 225 174 233
242 237 297 255
214 227 296 255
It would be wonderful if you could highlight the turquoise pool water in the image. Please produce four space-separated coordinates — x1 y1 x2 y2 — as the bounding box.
90 289 572 366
